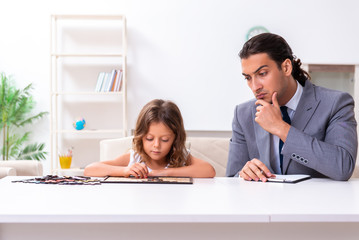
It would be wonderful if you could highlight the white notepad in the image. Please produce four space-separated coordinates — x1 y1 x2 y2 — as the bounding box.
266 174 311 183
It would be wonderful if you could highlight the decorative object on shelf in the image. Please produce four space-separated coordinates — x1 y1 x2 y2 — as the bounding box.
73 117 86 130
0 72 48 161
246 26 269 40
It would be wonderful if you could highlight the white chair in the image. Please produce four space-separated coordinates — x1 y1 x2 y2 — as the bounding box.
352 167 359 178
100 136 230 177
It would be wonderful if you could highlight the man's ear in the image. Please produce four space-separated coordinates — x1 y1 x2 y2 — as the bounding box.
281 58 292 76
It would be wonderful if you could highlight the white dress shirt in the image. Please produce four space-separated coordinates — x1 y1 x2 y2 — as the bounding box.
270 82 303 173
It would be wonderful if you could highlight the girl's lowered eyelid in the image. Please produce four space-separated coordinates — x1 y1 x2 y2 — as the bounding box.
145 136 170 141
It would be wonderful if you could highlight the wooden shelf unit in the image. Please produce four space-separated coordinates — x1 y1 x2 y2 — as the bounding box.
50 14 128 174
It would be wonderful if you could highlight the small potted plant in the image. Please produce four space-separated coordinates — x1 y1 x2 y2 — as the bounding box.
0 72 48 160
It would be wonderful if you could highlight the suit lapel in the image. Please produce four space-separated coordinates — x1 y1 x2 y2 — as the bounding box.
291 81 320 131
252 106 275 173
283 81 320 173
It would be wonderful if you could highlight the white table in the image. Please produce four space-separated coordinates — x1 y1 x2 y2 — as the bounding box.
1 176 359 240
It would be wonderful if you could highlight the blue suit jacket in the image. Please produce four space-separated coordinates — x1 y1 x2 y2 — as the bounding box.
226 81 357 180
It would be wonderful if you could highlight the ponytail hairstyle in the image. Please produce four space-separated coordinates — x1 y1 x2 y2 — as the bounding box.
132 99 189 167
239 33 310 86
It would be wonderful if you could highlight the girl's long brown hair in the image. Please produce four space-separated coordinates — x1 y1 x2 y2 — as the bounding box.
132 99 189 167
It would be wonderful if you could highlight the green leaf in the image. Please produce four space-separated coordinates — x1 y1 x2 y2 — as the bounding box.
17 143 47 161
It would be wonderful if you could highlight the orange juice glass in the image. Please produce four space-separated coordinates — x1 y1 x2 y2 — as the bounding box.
59 155 72 169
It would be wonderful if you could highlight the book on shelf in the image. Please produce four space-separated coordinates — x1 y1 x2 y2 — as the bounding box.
95 72 105 92
95 69 123 92
100 72 110 92
106 69 117 92
113 69 123 92
95 72 108 92
110 70 119 91
102 72 110 92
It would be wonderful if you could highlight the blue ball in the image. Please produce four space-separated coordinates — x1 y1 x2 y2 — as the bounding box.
73 118 86 130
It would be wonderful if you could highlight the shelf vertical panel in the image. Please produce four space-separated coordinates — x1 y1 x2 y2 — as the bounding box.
122 16 128 136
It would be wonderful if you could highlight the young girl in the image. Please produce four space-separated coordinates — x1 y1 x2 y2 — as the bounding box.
84 99 216 178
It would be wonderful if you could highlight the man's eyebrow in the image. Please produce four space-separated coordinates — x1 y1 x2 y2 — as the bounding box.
242 65 269 76
253 65 268 74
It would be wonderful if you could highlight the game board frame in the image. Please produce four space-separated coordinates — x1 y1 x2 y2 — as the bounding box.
101 176 193 184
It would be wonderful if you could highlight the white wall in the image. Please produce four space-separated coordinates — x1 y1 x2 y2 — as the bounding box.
1 0 358 173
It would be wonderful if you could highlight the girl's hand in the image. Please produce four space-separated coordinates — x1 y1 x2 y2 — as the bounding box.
148 169 169 177
124 163 148 178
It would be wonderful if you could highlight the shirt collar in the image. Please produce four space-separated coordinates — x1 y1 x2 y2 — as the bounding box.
284 81 303 112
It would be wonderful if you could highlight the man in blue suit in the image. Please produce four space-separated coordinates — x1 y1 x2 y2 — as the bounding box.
226 33 357 181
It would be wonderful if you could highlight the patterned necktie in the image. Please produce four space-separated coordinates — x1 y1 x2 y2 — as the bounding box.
279 106 291 173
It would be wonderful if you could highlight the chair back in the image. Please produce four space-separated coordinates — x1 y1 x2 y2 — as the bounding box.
100 136 230 177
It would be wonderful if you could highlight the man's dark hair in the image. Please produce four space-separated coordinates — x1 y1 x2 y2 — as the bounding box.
239 33 310 86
